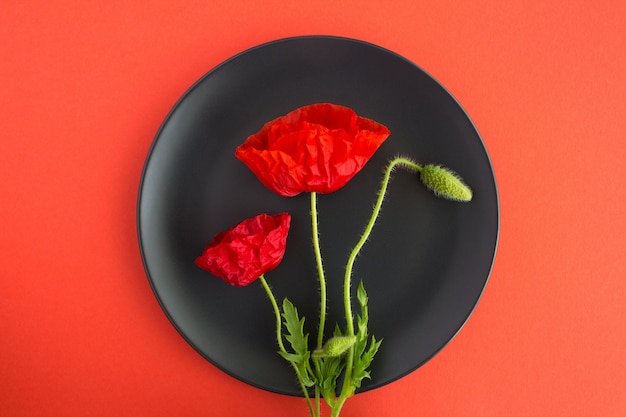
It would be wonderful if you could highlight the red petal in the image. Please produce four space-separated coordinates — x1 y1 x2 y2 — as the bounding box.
195 213 291 286
235 103 390 196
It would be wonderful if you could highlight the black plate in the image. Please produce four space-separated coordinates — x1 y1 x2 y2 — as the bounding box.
137 36 499 396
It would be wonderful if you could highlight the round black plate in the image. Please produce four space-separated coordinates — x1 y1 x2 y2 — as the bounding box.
137 36 499 396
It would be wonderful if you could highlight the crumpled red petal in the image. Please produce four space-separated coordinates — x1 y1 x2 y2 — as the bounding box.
235 103 390 197
194 213 291 286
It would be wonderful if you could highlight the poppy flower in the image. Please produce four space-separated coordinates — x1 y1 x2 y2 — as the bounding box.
195 213 291 287
235 103 391 197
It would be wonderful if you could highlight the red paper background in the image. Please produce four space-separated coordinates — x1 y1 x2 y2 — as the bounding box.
2 1 625 416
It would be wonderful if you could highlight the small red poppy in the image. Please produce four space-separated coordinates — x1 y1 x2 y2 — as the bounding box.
195 213 291 287
235 103 390 197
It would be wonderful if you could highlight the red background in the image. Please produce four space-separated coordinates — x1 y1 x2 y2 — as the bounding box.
2 1 625 416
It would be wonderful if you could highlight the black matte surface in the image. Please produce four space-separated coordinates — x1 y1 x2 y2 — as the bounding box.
137 36 499 396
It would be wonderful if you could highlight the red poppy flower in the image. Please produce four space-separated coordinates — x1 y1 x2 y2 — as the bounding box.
195 213 291 287
235 103 390 197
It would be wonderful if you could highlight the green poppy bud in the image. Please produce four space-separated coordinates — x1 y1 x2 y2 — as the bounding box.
313 335 357 358
419 164 473 202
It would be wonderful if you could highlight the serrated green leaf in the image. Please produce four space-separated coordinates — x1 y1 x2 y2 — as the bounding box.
278 351 303 363
298 367 316 387
356 281 369 341
280 298 316 388
354 281 371 363
350 282 383 390
281 298 310 357
357 281 368 308
352 335 382 389
314 324 348 401
318 355 345 401
361 336 382 369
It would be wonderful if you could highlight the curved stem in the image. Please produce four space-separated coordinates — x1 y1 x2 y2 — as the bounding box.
339 156 422 402
342 156 421 334
259 275 287 353
259 275 316 417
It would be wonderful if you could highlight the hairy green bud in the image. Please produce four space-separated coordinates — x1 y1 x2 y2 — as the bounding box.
419 164 472 202
313 335 357 358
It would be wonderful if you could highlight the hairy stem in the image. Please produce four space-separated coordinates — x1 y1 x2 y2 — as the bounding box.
311 192 326 417
259 275 316 417
342 157 421 334
338 156 422 404
311 192 327 350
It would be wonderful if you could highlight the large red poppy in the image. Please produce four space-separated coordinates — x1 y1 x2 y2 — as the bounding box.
235 103 390 197
194 213 291 287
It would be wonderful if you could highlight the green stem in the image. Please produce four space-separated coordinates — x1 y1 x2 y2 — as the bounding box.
311 192 327 349
259 275 316 417
259 275 287 353
331 397 348 417
342 156 421 335
311 192 326 417
338 156 422 404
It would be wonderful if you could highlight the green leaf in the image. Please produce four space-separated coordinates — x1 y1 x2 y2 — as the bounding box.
357 281 368 309
281 298 308 354
355 281 370 348
352 336 382 389
318 355 345 402
315 324 346 402
351 282 382 389
280 298 316 387
278 351 302 363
